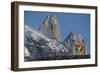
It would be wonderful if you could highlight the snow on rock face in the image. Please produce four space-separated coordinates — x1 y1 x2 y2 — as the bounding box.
24 25 69 61
24 46 30 57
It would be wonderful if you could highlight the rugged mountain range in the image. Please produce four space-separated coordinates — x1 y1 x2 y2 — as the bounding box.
24 14 86 61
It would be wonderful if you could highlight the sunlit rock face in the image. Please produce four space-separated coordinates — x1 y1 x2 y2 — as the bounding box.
63 31 86 56
38 14 61 41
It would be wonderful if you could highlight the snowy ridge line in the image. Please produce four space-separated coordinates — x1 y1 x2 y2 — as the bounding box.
25 25 50 41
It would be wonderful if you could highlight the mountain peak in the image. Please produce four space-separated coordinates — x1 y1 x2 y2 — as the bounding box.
38 14 61 41
63 32 85 55
42 14 57 25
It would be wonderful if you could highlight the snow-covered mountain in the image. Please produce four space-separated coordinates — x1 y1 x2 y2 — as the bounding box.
24 25 68 61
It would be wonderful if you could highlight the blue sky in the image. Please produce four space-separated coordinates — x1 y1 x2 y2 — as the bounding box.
24 11 90 55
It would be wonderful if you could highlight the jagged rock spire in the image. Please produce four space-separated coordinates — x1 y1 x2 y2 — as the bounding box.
63 31 85 55
38 14 61 41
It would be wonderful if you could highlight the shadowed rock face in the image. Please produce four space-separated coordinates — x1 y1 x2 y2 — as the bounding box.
38 14 61 41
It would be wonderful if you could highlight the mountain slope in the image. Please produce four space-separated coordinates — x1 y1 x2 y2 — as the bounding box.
24 25 68 61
